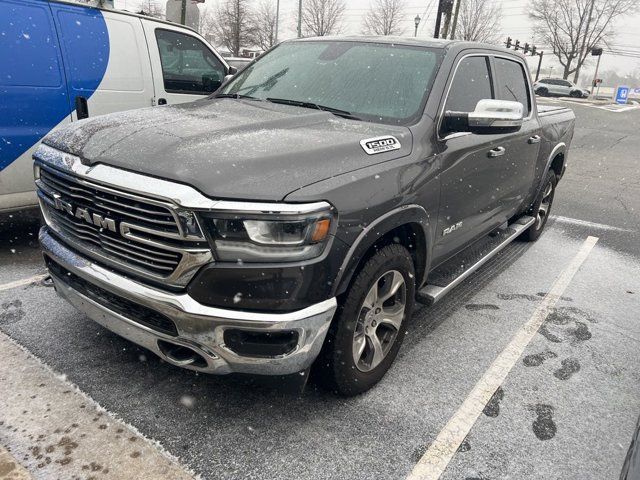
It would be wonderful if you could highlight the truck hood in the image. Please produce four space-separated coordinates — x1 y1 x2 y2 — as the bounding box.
43 99 412 201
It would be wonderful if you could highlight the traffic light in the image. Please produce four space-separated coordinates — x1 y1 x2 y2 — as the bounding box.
524 43 530 54
531 45 537 56
514 40 520 50
506 37 512 48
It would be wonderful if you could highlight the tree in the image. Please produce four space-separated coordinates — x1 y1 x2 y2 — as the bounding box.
454 0 502 43
212 0 256 56
301 0 346 37
529 0 638 82
362 0 406 35
137 0 163 19
252 0 278 50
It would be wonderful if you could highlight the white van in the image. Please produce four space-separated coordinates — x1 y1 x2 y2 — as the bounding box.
0 0 232 213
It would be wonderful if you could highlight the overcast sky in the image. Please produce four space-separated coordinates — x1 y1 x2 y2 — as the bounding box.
115 0 640 80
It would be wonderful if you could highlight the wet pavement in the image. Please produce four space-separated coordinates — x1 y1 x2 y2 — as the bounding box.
0 101 639 479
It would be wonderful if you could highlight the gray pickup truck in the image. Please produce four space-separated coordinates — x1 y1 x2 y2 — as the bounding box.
35 37 575 395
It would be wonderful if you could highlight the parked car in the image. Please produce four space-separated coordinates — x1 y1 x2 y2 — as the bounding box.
35 37 575 395
226 57 253 71
534 78 590 98
0 0 234 213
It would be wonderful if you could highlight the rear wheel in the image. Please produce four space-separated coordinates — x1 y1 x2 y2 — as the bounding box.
537 87 549 97
521 170 557 242
315 244 415 396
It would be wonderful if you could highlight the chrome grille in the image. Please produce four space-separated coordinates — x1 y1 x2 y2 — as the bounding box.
36 163 193 279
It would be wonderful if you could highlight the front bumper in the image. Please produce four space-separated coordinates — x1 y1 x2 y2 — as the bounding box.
40 227 337 375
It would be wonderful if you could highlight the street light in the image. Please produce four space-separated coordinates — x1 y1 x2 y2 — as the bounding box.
414 15 421 37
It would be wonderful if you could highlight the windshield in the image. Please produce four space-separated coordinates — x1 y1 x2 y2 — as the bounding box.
219 41 442 125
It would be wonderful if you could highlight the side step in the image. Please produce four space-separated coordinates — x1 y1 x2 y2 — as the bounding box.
416 216 535 305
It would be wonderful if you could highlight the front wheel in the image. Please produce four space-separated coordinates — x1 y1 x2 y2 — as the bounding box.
521 170 557 242
315 244 415 396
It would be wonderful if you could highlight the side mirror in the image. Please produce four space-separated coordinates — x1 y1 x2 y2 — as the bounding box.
223 66 238 84
443 99 524 135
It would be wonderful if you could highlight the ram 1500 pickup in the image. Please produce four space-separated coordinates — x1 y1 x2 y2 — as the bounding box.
35 37 575 395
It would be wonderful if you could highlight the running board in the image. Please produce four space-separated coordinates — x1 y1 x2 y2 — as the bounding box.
416 216 535 305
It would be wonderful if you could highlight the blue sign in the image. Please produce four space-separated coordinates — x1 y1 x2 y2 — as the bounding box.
615 86 630 105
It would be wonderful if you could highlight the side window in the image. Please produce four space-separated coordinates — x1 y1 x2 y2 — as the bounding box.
494 57 531 116
155 29 225 94
562 81 573 87
444 56 493 113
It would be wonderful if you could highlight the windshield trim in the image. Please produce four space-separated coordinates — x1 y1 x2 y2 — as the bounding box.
218 40 445 127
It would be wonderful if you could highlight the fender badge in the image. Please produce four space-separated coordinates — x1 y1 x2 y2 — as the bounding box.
360 136 401 155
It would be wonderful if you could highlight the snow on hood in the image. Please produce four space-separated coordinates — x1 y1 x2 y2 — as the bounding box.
43 99 412 201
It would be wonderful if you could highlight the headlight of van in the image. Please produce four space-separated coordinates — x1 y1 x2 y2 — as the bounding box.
199 202 335 263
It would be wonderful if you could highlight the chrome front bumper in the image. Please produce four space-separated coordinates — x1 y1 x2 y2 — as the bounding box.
40 228 337 375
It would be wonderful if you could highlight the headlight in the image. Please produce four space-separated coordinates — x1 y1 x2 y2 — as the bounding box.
199 204 335 263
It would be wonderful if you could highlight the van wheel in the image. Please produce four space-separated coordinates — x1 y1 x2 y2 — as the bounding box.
521 170 557 242
315 244 415 396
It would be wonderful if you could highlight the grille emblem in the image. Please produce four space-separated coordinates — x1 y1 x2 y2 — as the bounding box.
52 192 117 233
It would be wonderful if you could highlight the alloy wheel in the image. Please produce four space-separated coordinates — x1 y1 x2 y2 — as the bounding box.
352 270 407 372
536 180 554 230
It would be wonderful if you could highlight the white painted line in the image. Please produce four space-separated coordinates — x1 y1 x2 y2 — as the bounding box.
551 215 635 232
0 332 196 479
0 274 48 292
407 236 599 480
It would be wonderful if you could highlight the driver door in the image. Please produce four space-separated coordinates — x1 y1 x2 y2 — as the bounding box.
142 21 228 106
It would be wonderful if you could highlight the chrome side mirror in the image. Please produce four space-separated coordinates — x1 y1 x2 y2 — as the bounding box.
468 99 524 131
443 99 524 135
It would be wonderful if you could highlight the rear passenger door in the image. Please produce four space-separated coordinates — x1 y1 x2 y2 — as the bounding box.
142 21 228 105
51 4 155 119
492 56 541 218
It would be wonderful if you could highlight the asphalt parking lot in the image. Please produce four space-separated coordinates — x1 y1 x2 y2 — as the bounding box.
1 100 639 480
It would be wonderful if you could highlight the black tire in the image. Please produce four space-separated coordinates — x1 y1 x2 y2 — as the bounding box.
537 87 549 97
314 244 415 396
570 90 581 98
521 170 557 242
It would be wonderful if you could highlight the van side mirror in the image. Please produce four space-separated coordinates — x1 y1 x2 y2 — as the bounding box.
443 99 524 135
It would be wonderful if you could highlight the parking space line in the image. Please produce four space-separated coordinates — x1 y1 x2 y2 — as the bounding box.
551 215 635 232
0 274 48 292
407 236 599 480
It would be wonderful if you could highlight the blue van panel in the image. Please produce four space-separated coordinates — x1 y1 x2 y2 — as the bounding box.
0 0 109 172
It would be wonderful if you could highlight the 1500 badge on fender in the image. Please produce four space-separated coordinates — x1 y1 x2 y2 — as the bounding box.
360 136 401 155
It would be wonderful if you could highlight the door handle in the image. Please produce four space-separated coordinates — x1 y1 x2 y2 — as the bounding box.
488 146 506 157
528 135 541 144
157 98 167 105
75 96 89 120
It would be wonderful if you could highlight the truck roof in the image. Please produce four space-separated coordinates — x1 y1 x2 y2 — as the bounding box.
290 35 525 59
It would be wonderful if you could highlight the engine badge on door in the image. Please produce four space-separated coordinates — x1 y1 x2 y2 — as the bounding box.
360 136 401 155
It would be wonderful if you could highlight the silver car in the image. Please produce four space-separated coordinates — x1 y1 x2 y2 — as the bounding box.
534 78 590 98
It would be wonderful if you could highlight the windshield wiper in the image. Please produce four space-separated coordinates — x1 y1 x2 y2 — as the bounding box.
215 93 262 100
266 98 361 120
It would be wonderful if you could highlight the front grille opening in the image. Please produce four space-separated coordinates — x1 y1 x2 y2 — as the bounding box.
224 329 299 358
46 257 179 337
157 340 208 368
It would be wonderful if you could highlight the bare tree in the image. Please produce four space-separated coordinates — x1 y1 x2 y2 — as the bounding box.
137 0 163 19
199 10 218 44
454 0 501 43
529 0 638 82
252 0 278 50
362 0 406 35
212 0 256 56
301 0 346 36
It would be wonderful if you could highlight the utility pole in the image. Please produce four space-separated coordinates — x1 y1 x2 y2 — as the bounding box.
275 0 280 44
180 0 186 25
433 0 444 38
449 0 462 39
297 0 303 38
441 0 454 38
589 47 603 98
535 51 544 81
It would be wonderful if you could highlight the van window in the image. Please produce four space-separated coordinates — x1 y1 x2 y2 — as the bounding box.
155 29 225 94
0 1 63 87
495 57 531 116
444 56 493 113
